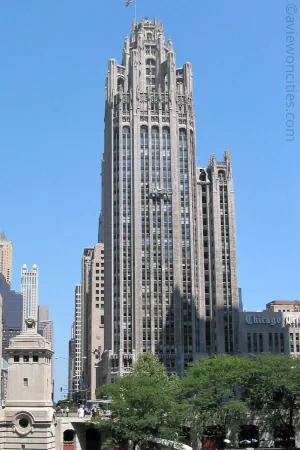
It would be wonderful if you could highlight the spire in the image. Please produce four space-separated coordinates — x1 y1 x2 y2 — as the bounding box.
0 230 7 241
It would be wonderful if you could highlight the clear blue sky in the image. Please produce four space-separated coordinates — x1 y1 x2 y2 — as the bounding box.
0 0 299 400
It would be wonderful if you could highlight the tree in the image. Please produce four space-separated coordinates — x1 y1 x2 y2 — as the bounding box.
183 355 253 449
247 354 300 448
95 353 183 450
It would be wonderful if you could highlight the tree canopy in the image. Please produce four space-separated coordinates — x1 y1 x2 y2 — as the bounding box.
247 353 300 447
94 353 300 449
96 353 183 449
183 355 253 446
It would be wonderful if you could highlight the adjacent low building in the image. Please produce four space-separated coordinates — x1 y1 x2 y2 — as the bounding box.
238 307 300 356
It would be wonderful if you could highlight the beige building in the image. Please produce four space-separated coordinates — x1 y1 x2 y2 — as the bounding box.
81 244 104 400
0 230 12 285
238 308 300 357
99 18 239 382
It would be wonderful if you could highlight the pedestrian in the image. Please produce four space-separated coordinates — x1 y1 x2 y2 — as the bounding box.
77 406 84 418
65 406 69 417
60 408 64 417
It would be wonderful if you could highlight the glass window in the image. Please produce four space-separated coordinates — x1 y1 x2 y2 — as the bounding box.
290 333 295 352
247 333 252 353
259 333 263 352
280 333 285 353
269 333 273 352
274 333 279 353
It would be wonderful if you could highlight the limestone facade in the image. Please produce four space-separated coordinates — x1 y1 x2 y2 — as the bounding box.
100 18 239 382
0 318 55 449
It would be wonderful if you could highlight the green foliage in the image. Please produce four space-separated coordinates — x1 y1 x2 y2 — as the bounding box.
183 355 253 444
93 353 300 449
95 353 183 449
247 354 300 445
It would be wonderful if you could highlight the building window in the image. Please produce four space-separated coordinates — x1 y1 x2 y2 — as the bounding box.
253 333 258 353
23 378 28 387
101 316 105 325
247 333 252 353
290 333 295 352
274 333 279 353
96 304 100 308
14 355 19 362
259 333 263 352
296 333 299 352
33 355 39 362
280 333 285 353
146 59 156 86
269 333 273 352
23 355 29 363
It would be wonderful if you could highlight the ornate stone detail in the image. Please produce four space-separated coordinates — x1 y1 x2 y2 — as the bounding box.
13 412 34 437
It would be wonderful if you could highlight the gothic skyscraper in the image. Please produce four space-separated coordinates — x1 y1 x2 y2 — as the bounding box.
100 18 239 382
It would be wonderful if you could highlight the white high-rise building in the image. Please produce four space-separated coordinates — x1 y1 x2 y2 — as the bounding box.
21 264 38 328
74 284 82 393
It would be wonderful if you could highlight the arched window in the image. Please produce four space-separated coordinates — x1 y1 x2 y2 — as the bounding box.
200 170 206 182
117 78 124 90
63 430 75 443
140 126 148 154
146 59 156 86
152 126 159 149
123 127 131 154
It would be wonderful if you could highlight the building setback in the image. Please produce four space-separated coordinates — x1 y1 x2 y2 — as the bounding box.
0 230 12 286
21 264 38 328
99 18 239 382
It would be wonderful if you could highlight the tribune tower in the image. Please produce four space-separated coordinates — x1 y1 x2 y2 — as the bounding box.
100 18 239 381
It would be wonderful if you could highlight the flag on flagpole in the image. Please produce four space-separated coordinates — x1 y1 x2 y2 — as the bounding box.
125 0 134 6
